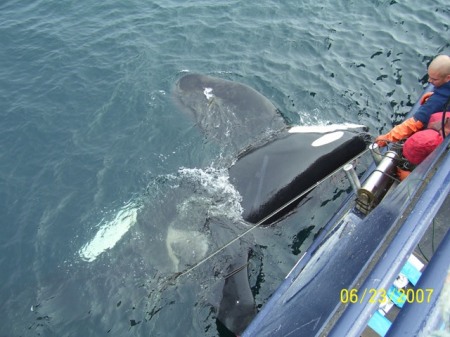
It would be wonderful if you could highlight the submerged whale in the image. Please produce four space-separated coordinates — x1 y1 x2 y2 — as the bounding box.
71 73 368 337
174 73 287 154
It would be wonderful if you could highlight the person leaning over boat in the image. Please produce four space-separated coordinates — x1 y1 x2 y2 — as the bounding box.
375 54 450 147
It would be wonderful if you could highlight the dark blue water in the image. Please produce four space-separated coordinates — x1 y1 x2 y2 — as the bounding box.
1 0 448 336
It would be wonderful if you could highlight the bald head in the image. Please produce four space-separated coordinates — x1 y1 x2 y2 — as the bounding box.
428 54 450 87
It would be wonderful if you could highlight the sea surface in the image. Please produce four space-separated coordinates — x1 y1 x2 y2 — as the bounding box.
0 0 448 336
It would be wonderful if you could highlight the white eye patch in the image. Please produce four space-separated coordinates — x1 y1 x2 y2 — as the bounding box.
311 131 344 147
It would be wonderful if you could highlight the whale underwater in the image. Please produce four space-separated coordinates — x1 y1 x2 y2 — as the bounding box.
71 73 368 336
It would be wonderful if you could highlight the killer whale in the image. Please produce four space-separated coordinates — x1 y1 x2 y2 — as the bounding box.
70 74 368 335
174 73 368 333
175 73 368 224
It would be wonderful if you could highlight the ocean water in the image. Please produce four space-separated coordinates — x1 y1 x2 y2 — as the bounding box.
0 0 448 336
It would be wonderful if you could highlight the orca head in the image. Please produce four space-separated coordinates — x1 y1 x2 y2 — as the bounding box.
229 127 369 224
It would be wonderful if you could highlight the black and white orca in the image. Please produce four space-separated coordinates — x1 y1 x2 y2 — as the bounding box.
175 73 368 224
174 73 368 334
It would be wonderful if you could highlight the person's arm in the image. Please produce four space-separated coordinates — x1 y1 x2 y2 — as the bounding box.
375 90 442 147
375 117 424 147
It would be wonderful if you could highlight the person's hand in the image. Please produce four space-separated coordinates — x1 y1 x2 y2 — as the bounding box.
374 136 388 147
419 91 433 105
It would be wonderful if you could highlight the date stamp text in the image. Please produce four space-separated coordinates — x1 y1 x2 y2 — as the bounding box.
340 288 434 305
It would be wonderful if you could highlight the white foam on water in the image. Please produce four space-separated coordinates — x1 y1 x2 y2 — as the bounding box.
177 166 243 221
79 201 139 262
